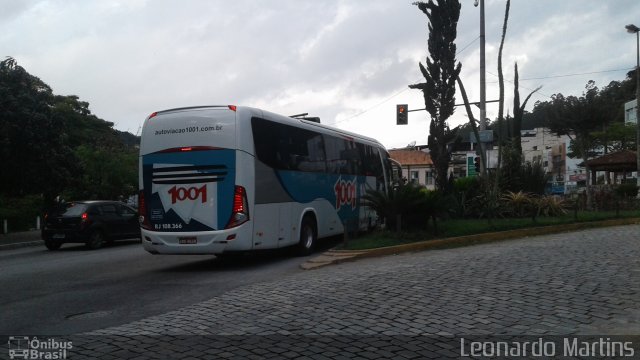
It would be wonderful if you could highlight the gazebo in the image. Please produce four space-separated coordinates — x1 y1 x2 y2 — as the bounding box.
584 150 638 184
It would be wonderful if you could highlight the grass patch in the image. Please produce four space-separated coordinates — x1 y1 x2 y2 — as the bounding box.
339 210 640 251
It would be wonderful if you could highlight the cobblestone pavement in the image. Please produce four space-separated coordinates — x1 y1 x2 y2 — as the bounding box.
21 225 640 359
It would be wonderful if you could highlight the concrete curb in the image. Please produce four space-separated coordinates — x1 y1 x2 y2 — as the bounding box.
300 217 640 270
0 240 43 251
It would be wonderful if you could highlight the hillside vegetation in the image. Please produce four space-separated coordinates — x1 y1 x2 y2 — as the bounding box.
0 57 139 230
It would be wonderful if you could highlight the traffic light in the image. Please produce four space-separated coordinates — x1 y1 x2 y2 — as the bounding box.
396 104 408 125
474 156 480 174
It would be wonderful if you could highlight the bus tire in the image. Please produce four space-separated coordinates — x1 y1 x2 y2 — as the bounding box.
296 215 317 256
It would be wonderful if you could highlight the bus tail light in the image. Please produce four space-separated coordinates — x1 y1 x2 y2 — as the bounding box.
138 191 152 230
225 186 249 229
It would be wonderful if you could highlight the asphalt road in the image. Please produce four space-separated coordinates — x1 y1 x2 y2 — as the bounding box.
0 239 332 335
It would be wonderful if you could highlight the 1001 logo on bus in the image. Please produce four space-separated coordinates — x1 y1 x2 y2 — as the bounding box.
168 185 207 204
334 177 357 210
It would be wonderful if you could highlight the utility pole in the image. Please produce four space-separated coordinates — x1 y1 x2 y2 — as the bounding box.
479 0 486 132
636 28 640 195
626 24 640 196
476 0 487 174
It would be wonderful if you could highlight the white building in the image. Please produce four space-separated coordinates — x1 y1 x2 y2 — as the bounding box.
624 99 637 125
388 149 435 190
520 128 583 194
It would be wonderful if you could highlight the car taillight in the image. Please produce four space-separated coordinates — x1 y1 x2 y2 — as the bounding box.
225 186 249 229
81 213 88 221
138 191 152 230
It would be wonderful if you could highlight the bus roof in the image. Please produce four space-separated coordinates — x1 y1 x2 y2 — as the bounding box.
255 107 385 149
147 105 387 150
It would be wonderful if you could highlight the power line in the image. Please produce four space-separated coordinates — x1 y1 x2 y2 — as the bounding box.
329 46 632 126
456 36 480 57
328 36 481 126
486 67 635 100
486 71 552 98
329 86 412 126
519 67 634 81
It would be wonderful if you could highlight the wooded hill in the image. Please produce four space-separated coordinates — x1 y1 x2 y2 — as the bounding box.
0 57 139 214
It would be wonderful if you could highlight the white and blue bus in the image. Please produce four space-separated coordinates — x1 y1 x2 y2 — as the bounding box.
138 105 396 255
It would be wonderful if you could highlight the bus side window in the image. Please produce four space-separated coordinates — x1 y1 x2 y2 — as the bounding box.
252 117 327 173
357 143 384 190
252 117 284 169
284 127 326 172
324 135 359 175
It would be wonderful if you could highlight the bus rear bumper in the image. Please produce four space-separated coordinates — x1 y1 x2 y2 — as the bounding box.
141 227 250 255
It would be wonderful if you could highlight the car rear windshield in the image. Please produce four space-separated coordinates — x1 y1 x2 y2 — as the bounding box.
62 203 89 217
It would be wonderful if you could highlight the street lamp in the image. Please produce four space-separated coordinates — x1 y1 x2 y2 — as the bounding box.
626 24 640 194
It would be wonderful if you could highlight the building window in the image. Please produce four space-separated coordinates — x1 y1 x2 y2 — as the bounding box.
426 171 434 185
410 170 419 184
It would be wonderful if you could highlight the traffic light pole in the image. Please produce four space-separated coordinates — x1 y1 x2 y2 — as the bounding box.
403 99 499 113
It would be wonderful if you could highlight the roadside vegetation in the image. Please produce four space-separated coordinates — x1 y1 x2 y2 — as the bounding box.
0 57 138 231
345 0 636 252
352 173 639 251
342 203 639 251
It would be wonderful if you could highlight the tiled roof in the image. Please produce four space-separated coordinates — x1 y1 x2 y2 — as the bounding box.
585 150 637 171
389 149 433 166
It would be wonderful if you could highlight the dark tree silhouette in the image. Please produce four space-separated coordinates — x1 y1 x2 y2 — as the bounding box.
409 0 462 192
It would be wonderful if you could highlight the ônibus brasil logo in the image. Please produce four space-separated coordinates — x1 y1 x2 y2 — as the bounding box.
334 177 357 210
7 336 72 360
168 185 207 204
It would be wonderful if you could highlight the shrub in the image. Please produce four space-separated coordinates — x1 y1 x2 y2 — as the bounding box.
502 191 534 218
0 194 45 232
534 195 568 217
450 176 480 218
502 160 550 195
615 183 639 198
363 184 452 232
362 183 427 230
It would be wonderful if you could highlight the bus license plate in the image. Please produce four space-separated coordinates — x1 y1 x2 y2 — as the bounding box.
179 237 197 244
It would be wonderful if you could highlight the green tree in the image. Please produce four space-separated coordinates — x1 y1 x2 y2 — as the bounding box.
0 57 138 206
591 122 637 153
0 57 78 200
67 145 137 200
537 81 605 209
409 0 462 193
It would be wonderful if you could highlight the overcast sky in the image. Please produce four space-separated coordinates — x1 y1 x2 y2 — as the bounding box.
2 0 640 149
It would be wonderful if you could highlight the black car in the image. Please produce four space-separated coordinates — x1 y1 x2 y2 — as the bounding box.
42 201 140 250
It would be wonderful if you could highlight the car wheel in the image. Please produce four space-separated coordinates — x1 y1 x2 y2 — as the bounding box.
296 215 317 256
86 231 104 250
44 239 62 251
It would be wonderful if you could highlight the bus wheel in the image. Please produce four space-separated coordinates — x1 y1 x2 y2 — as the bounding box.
296 216 316 256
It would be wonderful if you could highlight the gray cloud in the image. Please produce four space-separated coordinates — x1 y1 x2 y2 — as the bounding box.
1 0 639 147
